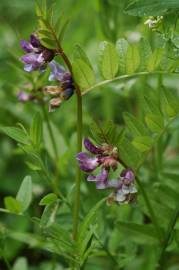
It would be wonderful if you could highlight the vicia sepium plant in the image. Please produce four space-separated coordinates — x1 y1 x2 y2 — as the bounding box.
1 0 179 269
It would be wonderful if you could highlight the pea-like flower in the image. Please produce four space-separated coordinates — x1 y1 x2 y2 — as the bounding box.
77 138 137 205
20 34 54 72
44 60 75 111
76 138 119 189
107 169 137 205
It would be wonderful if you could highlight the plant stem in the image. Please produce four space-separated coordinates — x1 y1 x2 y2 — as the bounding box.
136 176 163 242
82 71 178 96
157 203 179 269
52 31 83 240
73 94 83 240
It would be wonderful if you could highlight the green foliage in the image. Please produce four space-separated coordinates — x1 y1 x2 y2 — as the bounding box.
90 120 121 145
125 0 179 16
13 257 28 270
99 41 119 79
1 0 179 269
4 197 22 214
0 126 30 145
40 200 59 228
117 221 159 244
4 176 32 214
39 193 58 206
16 176 32 212
73 59 96 89
126 44 140 74
116 38 129 74
30 112 43 149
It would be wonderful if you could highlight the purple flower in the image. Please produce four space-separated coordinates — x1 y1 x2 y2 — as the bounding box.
48 61 65 81
107 169 137 205
76 138 120 189
20 34 54 72
87 168 109 189
18 91 33 102
45 61 75 111
76 152 99 172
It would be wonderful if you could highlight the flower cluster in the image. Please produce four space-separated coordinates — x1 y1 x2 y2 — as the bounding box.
44 61 75 111
107 169 137 205
20 34 54 72
76 138 137 205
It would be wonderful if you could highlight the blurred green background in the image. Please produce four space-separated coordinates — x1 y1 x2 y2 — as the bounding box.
0 0 179 269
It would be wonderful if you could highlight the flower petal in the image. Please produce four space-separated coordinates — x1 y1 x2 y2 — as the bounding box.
48 60 65 81
121 168 135 184
20 40 34 53
61 88 74 100
30 34 41 48
49 97 62 112
84 138 102 154
115 190 126 202
76 152 99 172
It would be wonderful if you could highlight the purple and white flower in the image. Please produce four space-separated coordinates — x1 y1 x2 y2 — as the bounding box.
20 34 54 72
44 61 75 111
76 138 119 189
77 139 137 205
107 169 137 205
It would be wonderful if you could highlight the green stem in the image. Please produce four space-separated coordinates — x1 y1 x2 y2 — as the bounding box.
157 203 179 269
136 176 163 242
51 29 83 240
73 94 83 240
82 71 178 97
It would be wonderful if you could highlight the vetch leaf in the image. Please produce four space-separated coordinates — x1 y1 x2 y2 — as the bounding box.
73 44 93 69
4 197 22 214
132 136 153 152
118 131 143 169
0 126 30 145
139 38 152 71
39 193 58 206
124 112 148 137
125 0 179 16
58 17 70 42
73 59 96 89
16 176 32 212
40 38 56 50
78 198 105 244
126 44 140 74
43 122 67 159
116 38 129 74
40 200 59 227
147 48 164 72
117 221 159 244
145 114 164 133
99 41 119 79
161 87 179 117
30 112 43 148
